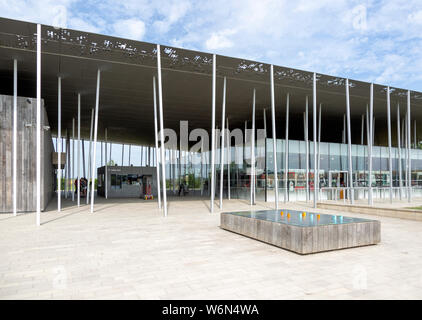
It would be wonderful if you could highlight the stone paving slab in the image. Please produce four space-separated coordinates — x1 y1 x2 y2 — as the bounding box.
0 197 422 299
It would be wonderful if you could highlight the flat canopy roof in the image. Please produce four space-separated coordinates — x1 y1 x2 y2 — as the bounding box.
0 17 421 145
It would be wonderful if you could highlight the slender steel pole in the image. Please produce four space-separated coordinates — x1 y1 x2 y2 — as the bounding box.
36 24 41 226
227 117 231 200
343 114 346 144
407 90 411 202
101 141 103 167
317 103 322 194
305 96 309 202
345 79 354 204
397 104 403 200
366 105 370 146
153 76 162 209
210 54 216 213
405 113 408 195
219 77 227 209
12 59 17 216
87 108 93 205
368 83 374 205
110 142 112 163
128 145 131 165
65 130 68 199
57 77 62 212
263 108 267 202
361 114 365 145
157 44 168 216
72 118 75 202
105 128 108 199
313 73 318 207
90 69 101 213
270 65 278 209
201 141 204 196
121 144 124 167
82 139 85 178
414 120 417 149
251 88 256 205
373 117 376 146
402 118 405 147
386 87 393 203
284 93 289 203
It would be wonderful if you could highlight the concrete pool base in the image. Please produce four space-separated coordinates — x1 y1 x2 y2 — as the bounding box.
220 210 381 254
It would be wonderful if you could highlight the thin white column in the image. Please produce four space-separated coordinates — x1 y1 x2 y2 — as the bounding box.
36 24 41 226
373 117 376 146
72 118 75 201
366 105 370 146
153 76 162 209
251 88 256 205
210 54 216 213
227 117 231 200
65 131 68 199
121 144 124 167
57 77 62 212
317 103 322 192
345 79 354 204
402 118 405 147
361 114 365 145
105 128 108 199
82 139 86 178
90 69 101 213
414 120 417 149
172 146 176 195
12 59 17 216
407 90 411 202
405 113 408 193
219 77 227 209
284 93 290 203
270 65 278 209
397 104 402 200
305 96 309 202
110 142 112 162
157 44 168 216
263 108 267 202
386 87 393 203
368 83 374 205
200 141 204 196
77 94 81 207
313 72 318 208
343 114 346 144
87 108 94 205
101 141 103 167
128 145 131 165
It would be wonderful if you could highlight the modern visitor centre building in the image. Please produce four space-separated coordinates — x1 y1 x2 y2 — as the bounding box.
1 17 421 225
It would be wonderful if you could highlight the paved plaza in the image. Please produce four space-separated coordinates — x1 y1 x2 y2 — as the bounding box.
1 196 422 299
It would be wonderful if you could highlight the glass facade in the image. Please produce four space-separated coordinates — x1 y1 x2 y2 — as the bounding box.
162 138 422 201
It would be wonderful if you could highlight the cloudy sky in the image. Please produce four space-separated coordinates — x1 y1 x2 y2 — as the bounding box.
1 0 422 92
3 0 422 173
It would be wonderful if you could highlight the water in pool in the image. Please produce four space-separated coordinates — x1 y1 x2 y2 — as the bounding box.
225 209 371 227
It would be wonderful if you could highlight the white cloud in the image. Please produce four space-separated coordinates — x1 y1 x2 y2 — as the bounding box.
68 17 101 33
153 0 191 33
408 10 422 24
205 30 236 50
113 18 146 40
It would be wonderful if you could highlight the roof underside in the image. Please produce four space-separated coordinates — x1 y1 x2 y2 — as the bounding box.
0 17 421 146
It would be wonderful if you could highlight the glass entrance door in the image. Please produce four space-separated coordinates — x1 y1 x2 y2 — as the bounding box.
329 171 348 188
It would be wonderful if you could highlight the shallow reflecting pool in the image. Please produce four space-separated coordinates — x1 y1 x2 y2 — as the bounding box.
224 209 372 227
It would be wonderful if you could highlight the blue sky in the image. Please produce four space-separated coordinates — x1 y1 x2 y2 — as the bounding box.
1 0 422 91
3 0 422 177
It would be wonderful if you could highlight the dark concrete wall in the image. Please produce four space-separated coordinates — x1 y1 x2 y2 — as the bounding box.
0 94 54 213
